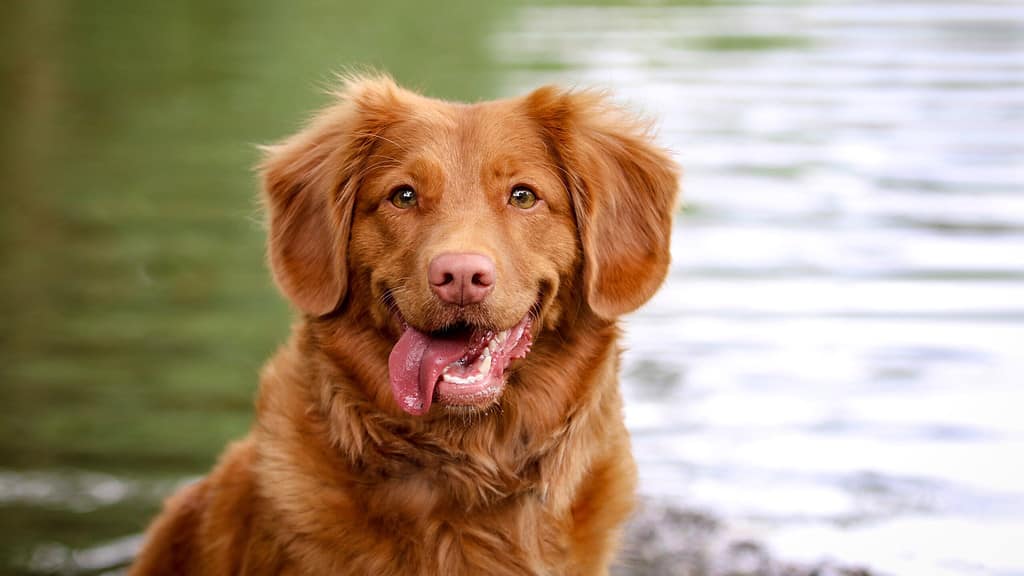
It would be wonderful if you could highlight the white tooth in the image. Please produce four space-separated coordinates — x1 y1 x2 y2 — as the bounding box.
443 370 487 386
478 353 492 375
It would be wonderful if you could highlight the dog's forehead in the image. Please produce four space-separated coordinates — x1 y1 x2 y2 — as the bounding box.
466 102 551 161
384 100 550 168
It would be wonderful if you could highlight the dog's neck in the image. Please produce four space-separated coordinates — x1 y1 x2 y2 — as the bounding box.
259 309 623 514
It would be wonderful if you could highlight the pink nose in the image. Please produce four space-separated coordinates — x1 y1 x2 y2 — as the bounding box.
428 253 496 305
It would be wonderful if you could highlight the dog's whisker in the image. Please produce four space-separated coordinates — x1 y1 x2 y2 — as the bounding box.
357 158 403 177
352 131 410 153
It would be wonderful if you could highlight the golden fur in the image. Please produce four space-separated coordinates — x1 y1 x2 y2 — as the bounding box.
131 76 679 575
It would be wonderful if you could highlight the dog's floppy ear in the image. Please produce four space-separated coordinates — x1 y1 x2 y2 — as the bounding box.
259 76 405 316
526 87 680 319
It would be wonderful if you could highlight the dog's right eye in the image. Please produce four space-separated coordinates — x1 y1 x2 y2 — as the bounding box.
389 186 418 209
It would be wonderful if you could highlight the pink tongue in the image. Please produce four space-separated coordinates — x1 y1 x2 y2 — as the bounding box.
388 327 470 415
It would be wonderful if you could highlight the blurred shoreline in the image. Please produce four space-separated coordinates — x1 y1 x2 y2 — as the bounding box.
615 498 877 576
22 497 878 576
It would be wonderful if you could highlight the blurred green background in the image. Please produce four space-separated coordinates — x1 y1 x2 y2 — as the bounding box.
4 0 1023 574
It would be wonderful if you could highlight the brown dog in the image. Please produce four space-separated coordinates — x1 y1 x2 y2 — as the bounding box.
130 76 679 576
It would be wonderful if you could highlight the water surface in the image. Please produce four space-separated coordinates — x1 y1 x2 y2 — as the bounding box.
1 1 1021 575
495 2 1024 574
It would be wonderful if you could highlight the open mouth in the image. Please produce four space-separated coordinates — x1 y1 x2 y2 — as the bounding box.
387 315 533 415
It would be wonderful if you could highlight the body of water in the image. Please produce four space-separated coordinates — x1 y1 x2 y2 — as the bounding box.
1 1 1021 575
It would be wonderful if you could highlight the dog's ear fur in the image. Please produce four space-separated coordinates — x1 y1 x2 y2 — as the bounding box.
259 76 406 316
525 87 680 319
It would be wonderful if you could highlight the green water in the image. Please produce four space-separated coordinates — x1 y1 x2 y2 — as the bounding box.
0 0 518 571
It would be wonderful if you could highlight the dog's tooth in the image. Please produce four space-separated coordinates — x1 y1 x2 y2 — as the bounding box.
478 353 492 375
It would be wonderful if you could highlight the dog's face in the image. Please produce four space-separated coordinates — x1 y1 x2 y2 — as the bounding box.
346 100 579 414
348 100 576 335
261 77 678 416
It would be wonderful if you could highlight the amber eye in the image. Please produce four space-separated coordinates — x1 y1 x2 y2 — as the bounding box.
509 186 538 210
389 186 417 209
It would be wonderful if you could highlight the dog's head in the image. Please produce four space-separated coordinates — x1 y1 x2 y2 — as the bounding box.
260 76 678 416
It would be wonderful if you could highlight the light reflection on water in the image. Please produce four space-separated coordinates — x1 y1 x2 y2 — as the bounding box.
497 1 1024 574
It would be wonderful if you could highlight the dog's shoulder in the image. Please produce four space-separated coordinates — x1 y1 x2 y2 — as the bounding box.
131 439 263 575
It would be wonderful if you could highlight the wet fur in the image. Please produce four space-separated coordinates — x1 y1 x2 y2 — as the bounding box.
131 76 679 575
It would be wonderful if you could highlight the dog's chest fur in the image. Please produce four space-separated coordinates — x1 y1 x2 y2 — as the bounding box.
246 327 629 576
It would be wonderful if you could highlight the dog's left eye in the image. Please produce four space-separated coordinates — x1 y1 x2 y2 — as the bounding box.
389 186 418 209
509 186 538 210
